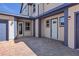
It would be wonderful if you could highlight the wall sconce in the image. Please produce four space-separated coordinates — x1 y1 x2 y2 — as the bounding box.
68 16 71 20
11 21 13 26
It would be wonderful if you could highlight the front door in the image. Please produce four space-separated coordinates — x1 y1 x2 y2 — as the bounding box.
52 18 58 40
18 22 23 37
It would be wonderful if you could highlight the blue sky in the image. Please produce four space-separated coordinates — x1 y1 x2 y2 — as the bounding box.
0 3 21 15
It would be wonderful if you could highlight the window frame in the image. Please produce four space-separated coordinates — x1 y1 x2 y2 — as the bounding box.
59 16 64 27
46 20 50 27
25 22 31 31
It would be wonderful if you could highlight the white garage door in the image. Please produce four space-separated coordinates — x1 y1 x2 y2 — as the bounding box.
0 23 6 41
52 19 58 40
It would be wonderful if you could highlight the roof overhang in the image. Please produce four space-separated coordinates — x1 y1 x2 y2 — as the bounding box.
0 12 34 20
35 3 78 19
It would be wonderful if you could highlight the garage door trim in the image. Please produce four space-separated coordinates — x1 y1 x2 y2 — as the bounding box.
0 20 8 41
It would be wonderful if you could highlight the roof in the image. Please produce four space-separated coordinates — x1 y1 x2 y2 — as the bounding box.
0 12 34 19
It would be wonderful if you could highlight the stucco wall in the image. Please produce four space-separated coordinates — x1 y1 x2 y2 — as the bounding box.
68 4 79 48
44 3 63 12
41 18 50 38
32 4 39 17
38 4 44 15
0 15 14 20
29 5 33 16
41 13 64 41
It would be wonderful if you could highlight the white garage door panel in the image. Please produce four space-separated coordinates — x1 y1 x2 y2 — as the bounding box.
0 23 6 41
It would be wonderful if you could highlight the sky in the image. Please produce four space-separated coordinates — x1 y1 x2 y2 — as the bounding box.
0 3 21 15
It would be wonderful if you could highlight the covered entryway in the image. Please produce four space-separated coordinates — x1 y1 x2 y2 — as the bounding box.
52 18 58 40
0 20 8 41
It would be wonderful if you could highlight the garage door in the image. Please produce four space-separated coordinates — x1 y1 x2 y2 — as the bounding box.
0 23 6 41
52 18 58 40
0 20 8 41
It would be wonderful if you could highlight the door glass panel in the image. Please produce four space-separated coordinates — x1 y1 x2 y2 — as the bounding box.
19 23 22 34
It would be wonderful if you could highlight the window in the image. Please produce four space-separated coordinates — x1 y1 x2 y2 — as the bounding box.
59 16 64 27
33 4 36 13
46 20 49 27
53 21 56 24
25 22 30 30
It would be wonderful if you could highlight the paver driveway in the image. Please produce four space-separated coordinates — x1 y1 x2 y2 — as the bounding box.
15 37 79 56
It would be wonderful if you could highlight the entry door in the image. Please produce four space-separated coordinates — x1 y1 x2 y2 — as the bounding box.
76 14 79 48
0 23 6 41
18 22 23 37
52 19 58 40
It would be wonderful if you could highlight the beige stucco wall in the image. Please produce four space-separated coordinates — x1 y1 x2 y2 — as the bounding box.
41 13 64 41
29 5 33 16
38 4 44 15
0 14 14 20
32 4 39 17
17 19 33 37
41 18 50 38
68 4 79 48
44 3 63 12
